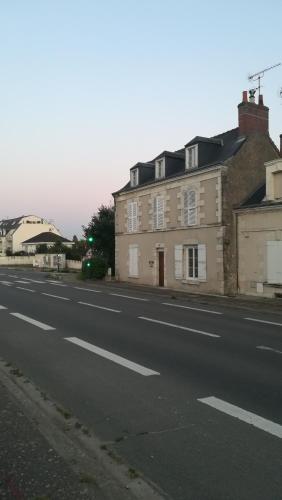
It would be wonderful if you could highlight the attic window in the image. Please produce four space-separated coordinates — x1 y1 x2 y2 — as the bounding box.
130 169 139 187
155 158 165 179
186 145 198 169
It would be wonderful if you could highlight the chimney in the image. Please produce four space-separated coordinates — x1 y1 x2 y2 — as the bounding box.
238 90 269 136
280 134 282 156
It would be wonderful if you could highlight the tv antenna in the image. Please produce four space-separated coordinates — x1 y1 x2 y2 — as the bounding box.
248 62 281 96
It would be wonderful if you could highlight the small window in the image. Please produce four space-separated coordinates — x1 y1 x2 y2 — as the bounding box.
130 169 139 187
186 246 198 279
155 158 165 179
186 145 198 169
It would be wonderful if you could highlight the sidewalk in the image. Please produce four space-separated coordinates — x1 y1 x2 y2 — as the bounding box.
0 362 166 500
0 379 97 500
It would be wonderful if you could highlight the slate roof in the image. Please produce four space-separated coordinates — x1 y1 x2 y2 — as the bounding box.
114 127 246 195
238 183 282 210
0 216 24 233
22 232 72 244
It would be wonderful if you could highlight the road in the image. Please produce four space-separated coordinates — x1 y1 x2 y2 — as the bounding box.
0 268 282 500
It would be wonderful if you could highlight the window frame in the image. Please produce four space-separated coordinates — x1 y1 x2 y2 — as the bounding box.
127 201 138 233
185 145 198 169
155 158 165 179
153 196 165 230
130 169 139 187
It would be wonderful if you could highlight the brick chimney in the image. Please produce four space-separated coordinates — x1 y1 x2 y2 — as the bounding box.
238 90 269 136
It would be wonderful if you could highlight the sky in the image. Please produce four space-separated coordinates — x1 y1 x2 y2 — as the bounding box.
0 0 281 238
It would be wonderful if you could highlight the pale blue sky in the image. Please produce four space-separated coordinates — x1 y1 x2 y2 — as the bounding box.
0 0 281 237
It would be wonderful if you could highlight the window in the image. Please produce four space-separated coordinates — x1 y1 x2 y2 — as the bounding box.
153 196 165 229
155 158 165 179
127 201 138 232
186 145 198 169
129 244 139 277
174 244 206 281
267 241 282 284
183 189 197 225
130 169 139 187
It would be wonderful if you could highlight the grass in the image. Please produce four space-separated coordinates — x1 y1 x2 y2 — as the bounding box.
55 405 71 420
79 473 97 485
128 467 139 479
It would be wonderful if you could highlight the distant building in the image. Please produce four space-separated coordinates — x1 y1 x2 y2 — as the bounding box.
0 215 61 255
236 156 282 297
22 232 73 254
113 91 280 295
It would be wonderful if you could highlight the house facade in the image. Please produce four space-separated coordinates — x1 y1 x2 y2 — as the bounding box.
0 215 60 255
236 156 282 297
114 92 280 295
22 232 73 254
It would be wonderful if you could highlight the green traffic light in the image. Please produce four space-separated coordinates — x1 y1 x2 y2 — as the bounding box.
88 235 94 243
86 261 91 267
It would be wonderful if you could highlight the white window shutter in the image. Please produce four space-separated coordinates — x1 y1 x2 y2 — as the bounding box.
174 245 183 279
183 191 189 225
267 241 282 284
188 190 196 225
129 245 139 277
153 198 157 229
198 244 206 281
127 203 133 232
132 202 137 232
158 197 164 228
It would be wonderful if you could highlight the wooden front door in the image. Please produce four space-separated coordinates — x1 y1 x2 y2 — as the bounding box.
158 251 164 287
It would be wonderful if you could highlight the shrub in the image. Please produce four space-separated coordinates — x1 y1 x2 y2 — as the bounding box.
82 256 107 279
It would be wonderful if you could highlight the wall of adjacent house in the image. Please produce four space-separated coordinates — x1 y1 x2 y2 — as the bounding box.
237 207 282 297
115 168 224 293
12 216 60 253
222 134 280 295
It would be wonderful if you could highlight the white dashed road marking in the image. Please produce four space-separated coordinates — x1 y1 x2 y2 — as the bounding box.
42 293 70 301
245 317 282 327
198 396 282 439
16 287 35 293
15 280 31 284
73 287 101 293
138 316 220 338
0 305 7 310
110 293 148 302
65 337 160 376
257 345 282 355
78 301 121 313
10 313 55 331
162 302 222 315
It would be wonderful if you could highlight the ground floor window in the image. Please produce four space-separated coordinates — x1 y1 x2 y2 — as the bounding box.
174 243 206 281
186 245 198 279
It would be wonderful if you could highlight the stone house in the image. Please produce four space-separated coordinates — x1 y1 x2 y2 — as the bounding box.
113 92 280 295
236 156 282 297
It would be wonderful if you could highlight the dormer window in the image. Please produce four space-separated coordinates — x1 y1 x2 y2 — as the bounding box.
155 158 165 179
186 145 198 169
130 169 139 187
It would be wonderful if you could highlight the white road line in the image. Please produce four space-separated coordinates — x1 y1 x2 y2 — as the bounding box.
24 279 46 284
42 293 70 301
138 316 220 338
257 345 282 355
110 293 148 302
8 275 19 278
78 301 121 313
162 302 222 315
73 287 101 293
10 313 55 331
65 337 160 376
0 305 7 310
245 317 282 327
198 396 282 439
16 287 35 293
15 280 31 284
0 281 13 285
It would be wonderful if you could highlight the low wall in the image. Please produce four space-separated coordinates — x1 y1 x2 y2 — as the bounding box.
66 259 81 271
0 256 34 266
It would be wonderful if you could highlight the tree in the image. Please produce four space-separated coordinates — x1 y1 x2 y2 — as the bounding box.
83 204 115 273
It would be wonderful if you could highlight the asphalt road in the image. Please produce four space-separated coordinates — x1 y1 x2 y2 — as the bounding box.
1 268 282 500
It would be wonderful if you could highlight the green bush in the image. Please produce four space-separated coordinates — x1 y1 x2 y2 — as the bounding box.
82 256 107 279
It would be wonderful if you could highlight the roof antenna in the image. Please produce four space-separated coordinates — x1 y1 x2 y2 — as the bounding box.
248 62 281 99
